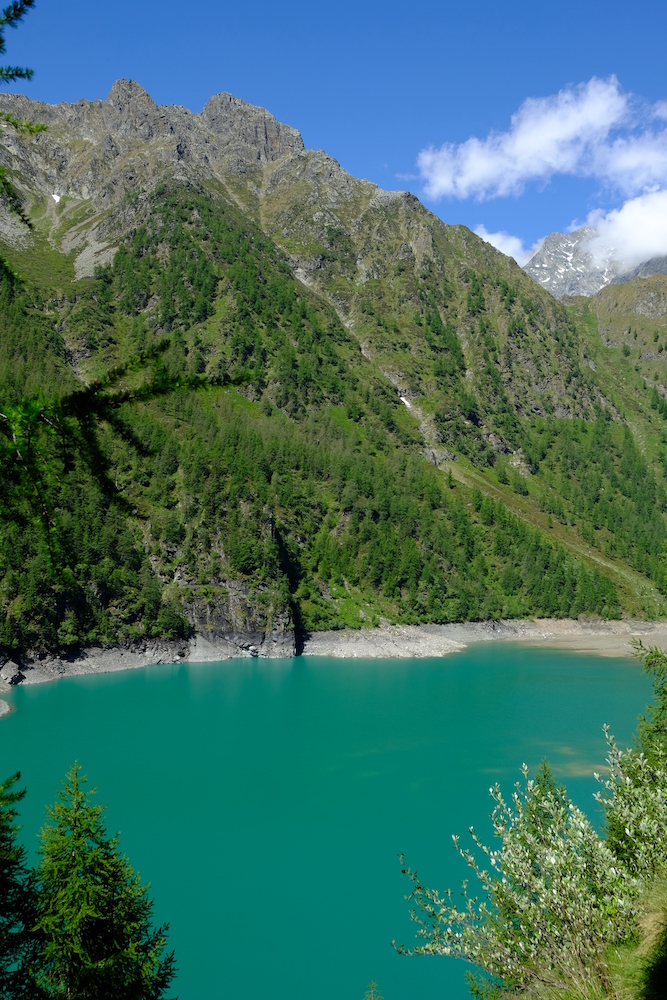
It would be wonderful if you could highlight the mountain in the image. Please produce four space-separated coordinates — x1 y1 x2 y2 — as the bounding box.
1 80 667 659
524 227 667 299
0 81 610 422
612 255 667 285
575 273 667 348
523 227 619 298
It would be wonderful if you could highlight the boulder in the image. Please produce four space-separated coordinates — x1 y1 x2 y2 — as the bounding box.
0 661 24 685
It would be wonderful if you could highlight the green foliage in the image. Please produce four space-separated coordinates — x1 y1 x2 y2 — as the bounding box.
466 273 485 316
0 327 202 650
0 0 36 84
0 183 630 650
650 386 667 421
534 420 667 585
595 644 667 882
121 390 618 633
397 759 635 994
398 645 667 998
0 772 37 999
0 765 175 999
33 763 175 1000
362 981 383 1000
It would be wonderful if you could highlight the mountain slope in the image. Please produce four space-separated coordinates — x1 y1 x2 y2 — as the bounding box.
0 81 666 655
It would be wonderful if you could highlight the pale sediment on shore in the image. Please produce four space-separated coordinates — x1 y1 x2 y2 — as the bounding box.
0 700 10 717
0 628 296 692
1 618 666 698
300 618 667 659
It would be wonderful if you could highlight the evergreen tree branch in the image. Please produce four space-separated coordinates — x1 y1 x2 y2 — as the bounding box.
2 110 45 132
0 0 36 32
0 338 250 574
0 64 32 81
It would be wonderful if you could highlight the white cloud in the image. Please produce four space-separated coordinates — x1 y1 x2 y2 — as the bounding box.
474 225 543 265
419 77 628 200
418 76 667 202
587 190 667 268
421 76 667 271
594 133 667 195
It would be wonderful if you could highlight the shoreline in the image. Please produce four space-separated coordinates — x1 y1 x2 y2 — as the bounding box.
1 618 666 704
301 617 667 659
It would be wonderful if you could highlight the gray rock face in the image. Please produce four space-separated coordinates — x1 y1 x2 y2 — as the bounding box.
524 227 667 299
183 580 296 659
0 626 296 688
0 660 24 685
0 79 305 211
0 78 374 284
200 91 304 163
613 255 667 284
523 227 619 298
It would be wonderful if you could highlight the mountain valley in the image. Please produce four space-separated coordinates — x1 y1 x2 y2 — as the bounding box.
1 81 667 658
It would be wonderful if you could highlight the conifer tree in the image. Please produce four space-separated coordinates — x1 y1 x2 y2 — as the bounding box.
0 771 38 1000
0 0 36 84
362 981 382 1000
0 1 46 224
33 763 176 1000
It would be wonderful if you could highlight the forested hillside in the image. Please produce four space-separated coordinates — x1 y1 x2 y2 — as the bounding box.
0 83 666 654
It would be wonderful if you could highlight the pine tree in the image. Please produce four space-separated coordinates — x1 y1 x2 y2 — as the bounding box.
0 771 38 1000
33 763 176 1000
0 0 37 84
0 1 46 224
363 982 382 1000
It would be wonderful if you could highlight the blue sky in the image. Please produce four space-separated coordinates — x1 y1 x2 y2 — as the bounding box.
8 0 667 263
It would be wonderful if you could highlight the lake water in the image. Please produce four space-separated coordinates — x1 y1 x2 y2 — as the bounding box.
0 644 652 1000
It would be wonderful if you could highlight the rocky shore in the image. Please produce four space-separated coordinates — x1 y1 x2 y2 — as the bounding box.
0 627 296 693
1 617 666 702
301 617 667 658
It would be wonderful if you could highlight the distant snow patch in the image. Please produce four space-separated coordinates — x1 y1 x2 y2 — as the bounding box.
52 194 60 203
399 396 412 408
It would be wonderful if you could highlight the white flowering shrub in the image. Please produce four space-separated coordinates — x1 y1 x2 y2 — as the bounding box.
396 763 637 994
594 726 667 881
396 644 667 996
595 645 667 883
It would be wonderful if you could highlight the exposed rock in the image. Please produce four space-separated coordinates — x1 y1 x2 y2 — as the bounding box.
5 624 295 687
589 274 667 347
178 578 296 658
302 618 667 659
0 79 307 218
614 255 667 285
523 227 618 298
0 660 24 685
524 227 667 300
3 617 662 695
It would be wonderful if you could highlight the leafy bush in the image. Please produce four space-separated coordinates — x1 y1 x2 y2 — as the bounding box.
397 644 667 996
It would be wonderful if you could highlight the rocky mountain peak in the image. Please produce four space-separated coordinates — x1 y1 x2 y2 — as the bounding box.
523 227 618 299
103 79 160 139
105 78 157 114
523 226 667 299
0 79 311 214
200 91 304 161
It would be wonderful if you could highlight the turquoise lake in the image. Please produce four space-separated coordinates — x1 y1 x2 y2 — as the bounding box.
0 644 653 1000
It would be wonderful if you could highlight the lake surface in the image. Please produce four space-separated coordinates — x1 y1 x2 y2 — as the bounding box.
0 644 652 1000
